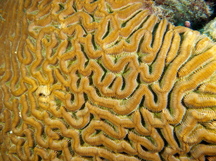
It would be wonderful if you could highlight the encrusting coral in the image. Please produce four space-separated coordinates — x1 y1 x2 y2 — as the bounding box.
1 0 216 160
203 17 216 41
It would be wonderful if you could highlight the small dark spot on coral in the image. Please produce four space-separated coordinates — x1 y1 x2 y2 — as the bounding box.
39 93 45 97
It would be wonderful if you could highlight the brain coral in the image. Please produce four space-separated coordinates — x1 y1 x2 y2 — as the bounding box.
1 0 216 161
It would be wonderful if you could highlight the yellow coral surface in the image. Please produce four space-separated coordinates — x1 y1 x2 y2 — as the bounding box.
1 0 216 161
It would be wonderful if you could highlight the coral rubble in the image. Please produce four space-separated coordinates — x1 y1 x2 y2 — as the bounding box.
153 0 213 29
1 0 216 160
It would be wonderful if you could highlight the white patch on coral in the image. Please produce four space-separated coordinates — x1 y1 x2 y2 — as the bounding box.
19 112 21 117
36 85 51 104
36 85 51 97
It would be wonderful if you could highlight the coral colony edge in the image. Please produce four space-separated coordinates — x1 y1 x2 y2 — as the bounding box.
1 0 216 161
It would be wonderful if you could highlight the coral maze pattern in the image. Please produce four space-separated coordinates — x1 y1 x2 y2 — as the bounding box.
1 0 216 161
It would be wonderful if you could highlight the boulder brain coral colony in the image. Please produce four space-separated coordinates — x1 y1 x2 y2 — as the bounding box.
1 0 216 161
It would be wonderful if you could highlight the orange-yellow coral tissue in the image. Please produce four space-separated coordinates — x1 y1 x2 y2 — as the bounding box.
1 0 216 161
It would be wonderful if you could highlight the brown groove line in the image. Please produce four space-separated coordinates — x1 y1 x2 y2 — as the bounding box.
1 0 216 160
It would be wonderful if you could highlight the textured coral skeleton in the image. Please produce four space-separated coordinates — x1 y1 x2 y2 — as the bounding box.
1 0 216 160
